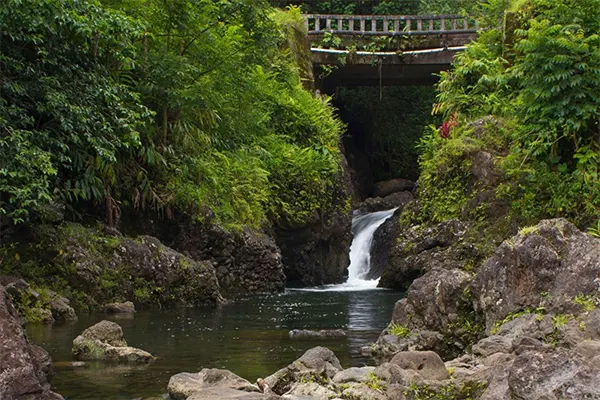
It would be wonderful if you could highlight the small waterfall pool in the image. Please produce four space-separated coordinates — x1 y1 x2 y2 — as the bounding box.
27 208 403 399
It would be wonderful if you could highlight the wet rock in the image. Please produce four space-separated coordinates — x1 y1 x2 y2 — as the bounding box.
0 284 64 400
187 388 278 400
472 219 600 333
168 369 260 400
274 210 351 286
373 178 415 197
332 367 375 384
72 320 155 363
368 206 402 280
356 191 413 215
390 351 449 381
98 301 135 314
265 347 342 395
289 329 346 340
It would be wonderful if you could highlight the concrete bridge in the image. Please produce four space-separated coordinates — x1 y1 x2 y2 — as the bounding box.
302 14 478 89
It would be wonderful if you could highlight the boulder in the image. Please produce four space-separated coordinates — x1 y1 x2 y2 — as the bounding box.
472 336 512 358
508 349 600 399
72 320 155 363
379 219 480 290
168 369 259 400
4 223 223 309
98 301 135 314
373 178 414 197
472 219 600 333
289 329 346 340
47 291 77 322
332 367 375 384
264 347 342 395
389 351 449 381
187 388 279 400
0 284 64 400
339 383 387 400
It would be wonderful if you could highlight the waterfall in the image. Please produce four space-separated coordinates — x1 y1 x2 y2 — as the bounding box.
346 208 398 288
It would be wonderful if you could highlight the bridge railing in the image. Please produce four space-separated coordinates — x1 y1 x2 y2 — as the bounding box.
303 14 477 36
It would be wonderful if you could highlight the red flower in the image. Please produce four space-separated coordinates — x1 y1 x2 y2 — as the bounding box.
439 113 459 139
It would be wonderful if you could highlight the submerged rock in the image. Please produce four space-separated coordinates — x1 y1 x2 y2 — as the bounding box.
0 284 64 400
98 301 135 314
72 320 155 363
288 329 346 339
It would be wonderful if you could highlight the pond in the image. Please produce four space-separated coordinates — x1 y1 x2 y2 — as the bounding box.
27 287 402 399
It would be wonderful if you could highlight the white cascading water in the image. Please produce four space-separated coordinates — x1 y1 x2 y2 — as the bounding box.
345 208 398 288
291 207 397 292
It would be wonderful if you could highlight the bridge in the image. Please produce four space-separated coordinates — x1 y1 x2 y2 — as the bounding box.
301 14 478 89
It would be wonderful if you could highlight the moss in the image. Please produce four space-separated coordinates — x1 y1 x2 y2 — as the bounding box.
573 294 598 312
366 371 387 391
518 225 540 236
492 307 546 334
405 381 487 400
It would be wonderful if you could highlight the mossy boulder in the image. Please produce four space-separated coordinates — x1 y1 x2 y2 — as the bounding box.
72 320 155 363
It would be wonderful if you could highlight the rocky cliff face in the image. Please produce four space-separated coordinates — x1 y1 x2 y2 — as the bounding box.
0 284 64 400
173 222 285 297
366 219 600 399
275 211 351 286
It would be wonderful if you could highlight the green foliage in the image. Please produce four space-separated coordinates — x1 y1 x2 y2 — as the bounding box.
1 0 345 230
366 371 387 392
573 294 598 312
388 322 411 338
1 0 151 224
423 0 600 228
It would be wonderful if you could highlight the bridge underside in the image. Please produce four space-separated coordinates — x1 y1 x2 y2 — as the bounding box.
314 48 459 89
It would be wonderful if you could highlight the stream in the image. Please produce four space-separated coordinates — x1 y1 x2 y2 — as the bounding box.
26 209 401 399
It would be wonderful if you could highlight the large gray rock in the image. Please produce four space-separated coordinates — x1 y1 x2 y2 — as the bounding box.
472 219 600 332
264 347 342 395
8 223 223 309
168 369 260 400
72 320 154 363
0 284 64 400
508 349 600 399
332 367 375 384
389 351 449 381
379 219 480 290
284 382 336 399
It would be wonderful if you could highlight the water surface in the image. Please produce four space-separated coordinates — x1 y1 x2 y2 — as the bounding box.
28 288 401 399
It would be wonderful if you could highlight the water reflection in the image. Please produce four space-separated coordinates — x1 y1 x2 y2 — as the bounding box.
27 289 402 400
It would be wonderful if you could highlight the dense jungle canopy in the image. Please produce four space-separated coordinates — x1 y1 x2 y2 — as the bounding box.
1 0 599 234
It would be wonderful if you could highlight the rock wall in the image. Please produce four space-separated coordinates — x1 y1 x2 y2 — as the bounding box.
275 211 351 286
173 222 285 297
0 284 64 399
